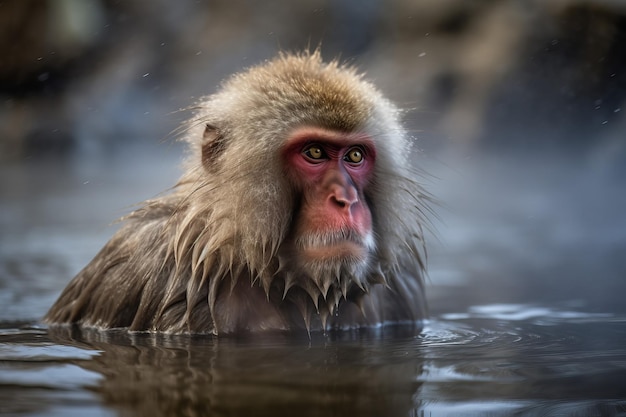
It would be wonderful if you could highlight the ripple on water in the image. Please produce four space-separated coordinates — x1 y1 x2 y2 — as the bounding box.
441 303 616 323
1 306 625 417
0 325 106 416
414 303 626 408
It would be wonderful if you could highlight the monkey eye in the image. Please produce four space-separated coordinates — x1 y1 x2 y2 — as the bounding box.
344 147 364 164
303 144 326 161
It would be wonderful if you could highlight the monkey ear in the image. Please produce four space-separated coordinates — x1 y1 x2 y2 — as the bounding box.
201 124 226 169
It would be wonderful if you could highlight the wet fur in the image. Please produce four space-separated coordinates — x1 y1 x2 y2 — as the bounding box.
45 51 431 334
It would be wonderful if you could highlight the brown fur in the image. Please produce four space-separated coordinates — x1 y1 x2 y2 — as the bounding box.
45 51 431 334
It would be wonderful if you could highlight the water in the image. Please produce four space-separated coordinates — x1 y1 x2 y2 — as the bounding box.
1 145 626 416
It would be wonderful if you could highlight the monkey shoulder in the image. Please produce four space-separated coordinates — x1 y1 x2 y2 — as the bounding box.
45 197 183 330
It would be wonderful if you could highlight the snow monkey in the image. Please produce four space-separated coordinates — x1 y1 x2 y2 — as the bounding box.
45 51 431 335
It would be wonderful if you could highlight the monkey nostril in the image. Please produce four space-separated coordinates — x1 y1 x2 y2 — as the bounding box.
327 181 358 211
330 194 356 211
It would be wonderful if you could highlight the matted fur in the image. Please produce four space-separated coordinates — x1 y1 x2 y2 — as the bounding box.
45 51 431 334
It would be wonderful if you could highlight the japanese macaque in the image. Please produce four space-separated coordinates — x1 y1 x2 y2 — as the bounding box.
45 51 431 335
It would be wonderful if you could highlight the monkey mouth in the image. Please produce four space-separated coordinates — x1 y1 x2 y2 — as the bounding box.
296 229 374 261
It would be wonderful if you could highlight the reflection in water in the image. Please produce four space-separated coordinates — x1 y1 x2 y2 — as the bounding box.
46 326 424 417
1 312 626 416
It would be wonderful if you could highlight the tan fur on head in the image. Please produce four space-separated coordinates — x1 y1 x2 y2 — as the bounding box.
45 51 430 335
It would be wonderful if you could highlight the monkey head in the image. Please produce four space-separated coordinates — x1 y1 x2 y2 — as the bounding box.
181 51 428 328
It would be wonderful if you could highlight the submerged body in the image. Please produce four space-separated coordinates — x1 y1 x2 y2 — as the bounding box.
45 52 430 335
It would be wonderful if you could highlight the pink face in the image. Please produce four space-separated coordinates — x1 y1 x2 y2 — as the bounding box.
282 127 376 263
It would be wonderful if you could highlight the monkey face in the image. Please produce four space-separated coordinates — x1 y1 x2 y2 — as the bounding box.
282 127 377 276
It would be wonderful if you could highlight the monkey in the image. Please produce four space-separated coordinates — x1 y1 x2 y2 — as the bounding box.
44 51 431 335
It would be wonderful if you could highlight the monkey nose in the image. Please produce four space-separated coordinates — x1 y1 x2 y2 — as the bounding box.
329 187 359 212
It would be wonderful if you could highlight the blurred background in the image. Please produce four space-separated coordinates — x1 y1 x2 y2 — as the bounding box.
1 0 625 321
2 0 625 158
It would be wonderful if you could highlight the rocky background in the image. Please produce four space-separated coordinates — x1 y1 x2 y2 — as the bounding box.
1 0 625 161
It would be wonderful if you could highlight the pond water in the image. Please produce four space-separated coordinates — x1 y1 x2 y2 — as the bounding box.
1 145 625 416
